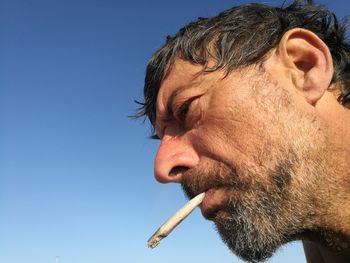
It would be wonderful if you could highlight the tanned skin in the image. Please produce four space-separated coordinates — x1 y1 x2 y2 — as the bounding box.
152 29 350 262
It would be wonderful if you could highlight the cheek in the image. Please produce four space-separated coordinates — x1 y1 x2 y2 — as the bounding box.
194 103 285 173
191 77 291 169
193 110 263 165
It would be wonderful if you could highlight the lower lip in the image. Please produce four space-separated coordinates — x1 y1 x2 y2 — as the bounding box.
201 188 219 219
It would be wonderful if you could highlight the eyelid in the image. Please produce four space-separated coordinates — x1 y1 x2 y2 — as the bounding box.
154 97 198 140
173 95 202 121
155 91 205 139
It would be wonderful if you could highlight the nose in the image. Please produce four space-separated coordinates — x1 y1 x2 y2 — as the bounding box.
154 135 199 183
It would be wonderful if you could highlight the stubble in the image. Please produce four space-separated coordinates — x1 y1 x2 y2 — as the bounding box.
182 72 332 262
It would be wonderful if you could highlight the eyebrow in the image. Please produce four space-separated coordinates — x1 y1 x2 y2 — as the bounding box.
148 86 189 140
164 85 193 121
152 84 198 140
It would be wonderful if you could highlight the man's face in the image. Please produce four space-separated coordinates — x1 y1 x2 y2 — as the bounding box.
154 58 331 262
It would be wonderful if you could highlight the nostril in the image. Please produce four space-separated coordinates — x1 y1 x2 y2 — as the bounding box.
169 166 189 177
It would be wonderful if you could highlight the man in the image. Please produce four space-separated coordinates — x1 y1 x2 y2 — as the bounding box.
136 0 350 262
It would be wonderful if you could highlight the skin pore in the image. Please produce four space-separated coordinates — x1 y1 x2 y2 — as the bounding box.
153 29 350 262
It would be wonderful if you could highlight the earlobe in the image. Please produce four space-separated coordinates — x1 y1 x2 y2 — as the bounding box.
277 28 334 105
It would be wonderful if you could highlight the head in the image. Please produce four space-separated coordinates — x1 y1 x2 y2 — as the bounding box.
137 1 350 262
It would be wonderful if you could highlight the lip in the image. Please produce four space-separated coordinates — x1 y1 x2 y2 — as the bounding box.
200 188 226 220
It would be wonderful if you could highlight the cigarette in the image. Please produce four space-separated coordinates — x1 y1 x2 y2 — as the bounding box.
147 192 205 248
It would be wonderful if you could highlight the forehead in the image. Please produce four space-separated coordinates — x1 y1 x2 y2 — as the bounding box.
157 60 201 107
156 59 212 114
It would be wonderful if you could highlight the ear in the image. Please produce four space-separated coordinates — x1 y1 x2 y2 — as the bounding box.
277 28 333 105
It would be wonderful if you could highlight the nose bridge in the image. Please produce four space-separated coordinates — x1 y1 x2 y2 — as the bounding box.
154 135 199 183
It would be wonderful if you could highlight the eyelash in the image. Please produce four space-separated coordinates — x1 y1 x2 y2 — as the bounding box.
152 95 202 140
175 99 193 121
175 94 202 122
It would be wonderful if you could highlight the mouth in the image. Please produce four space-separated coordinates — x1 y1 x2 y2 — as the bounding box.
180 164 240 220
200 188 229 220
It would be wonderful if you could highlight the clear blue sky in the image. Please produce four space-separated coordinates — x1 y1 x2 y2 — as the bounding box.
0 1 348 262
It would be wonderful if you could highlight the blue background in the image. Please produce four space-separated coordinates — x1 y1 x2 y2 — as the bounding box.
0 0 347 262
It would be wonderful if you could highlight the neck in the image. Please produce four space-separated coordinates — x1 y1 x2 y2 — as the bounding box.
308 91 350 256
303 229 350 260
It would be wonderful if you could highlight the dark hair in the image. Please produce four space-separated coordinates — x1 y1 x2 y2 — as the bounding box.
136 0 350 128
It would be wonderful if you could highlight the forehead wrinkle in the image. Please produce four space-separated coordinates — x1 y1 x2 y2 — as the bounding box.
154 59 208 130
156 85 192 122
155 82 204 137
166 85 194 114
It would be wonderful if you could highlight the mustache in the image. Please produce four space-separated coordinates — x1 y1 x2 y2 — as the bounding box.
180 161 247 199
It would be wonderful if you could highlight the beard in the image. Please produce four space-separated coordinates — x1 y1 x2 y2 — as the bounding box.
212 163 305 263
180 75 330 262
182 158 314 263
181 156 325 262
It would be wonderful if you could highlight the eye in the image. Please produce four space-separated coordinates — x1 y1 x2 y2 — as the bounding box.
176 99 192 121
174 95 201 122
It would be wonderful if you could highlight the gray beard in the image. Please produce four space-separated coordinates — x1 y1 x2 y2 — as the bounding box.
180 79 331 262
213 163 312 263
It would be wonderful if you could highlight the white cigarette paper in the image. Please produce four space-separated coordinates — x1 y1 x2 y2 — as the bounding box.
147 192 205 248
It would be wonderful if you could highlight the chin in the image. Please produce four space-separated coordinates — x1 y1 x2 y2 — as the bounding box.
212 194 304 263
214 211 279 262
